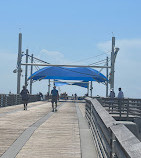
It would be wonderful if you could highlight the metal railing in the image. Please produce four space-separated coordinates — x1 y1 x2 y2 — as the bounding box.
97 97 141 119
0 94 40 107
85 97 141 158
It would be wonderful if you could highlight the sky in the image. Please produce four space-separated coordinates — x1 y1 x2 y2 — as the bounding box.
0 0 141 98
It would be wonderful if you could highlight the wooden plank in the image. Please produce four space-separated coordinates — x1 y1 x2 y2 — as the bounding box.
16 102 81 158
0 101 53 156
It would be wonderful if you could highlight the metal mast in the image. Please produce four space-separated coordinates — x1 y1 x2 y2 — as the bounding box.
25 49 28 87
30 54 33 94
106 57 109 97
17 33 22 94
110 37 115 90
110 37 119 91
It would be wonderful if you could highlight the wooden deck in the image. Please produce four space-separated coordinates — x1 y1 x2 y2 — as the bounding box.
0 100 96 158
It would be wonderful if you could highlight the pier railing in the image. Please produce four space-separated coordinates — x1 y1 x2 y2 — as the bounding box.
85 97 141 158
0 94 40 107
97 97 141 119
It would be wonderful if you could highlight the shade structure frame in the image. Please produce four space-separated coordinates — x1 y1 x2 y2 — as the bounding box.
28 66 108 83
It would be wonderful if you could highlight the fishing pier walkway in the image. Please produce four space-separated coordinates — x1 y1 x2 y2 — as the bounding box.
0 97 141 158
0 100 96 158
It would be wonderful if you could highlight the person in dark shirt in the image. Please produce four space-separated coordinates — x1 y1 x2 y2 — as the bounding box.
74 93 77 100
39 92 43 101
20 86 29 110
51 86 59 112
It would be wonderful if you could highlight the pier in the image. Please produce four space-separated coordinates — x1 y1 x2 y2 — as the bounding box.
0 97 141 158
0 99 96 158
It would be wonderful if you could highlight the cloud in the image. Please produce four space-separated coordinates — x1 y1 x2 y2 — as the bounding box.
97 39 141 98
38 49 72 65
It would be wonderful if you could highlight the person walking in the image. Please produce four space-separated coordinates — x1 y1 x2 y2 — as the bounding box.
20 86 29 110
51 86 59 112
118 88 124 99
74 93 77 100
109 88 115 99
109 88 115 111
39 92 43 101
117 88 124 117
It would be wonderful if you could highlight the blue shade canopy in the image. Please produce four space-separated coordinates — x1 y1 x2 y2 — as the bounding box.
72 81 88 88
55 81 69 87
28 66 108 82
54 80 88 88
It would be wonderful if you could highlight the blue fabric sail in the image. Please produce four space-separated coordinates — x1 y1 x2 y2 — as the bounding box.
72 81 88 88
54 81 69 87
54 80 88 88
28 66 108 82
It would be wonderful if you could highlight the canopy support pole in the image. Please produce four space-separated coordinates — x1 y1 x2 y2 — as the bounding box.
48 79 50 95
106 56 109 97
87 82 89 96
25 49 28 87
30 54 33 94
90 81 93 97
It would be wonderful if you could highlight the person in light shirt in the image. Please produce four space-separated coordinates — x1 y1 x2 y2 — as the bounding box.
109 88 115 99
117 87 124 117
109 88 115 111
118 88 124 99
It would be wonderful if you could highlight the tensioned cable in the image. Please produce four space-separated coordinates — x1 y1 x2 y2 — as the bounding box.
89 59 107 66
27 54 50 64
27 56 39 71
33 61 40 71
69 52 108 64
88 54 111 65
99 58 111 72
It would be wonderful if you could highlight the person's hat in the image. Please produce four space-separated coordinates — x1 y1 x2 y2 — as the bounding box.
110 88 114 91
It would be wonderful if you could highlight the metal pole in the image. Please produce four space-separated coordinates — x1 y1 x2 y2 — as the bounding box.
17 33 22 94
48 79 50 95
25 49 28 87
90 81 93 97
30 54 33 94
106 57 109 97
110 37 115 90
21 63 111 68
87 81 89 96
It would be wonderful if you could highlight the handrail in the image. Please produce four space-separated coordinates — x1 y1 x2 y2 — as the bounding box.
0 94 40 107
97 97 141 119
85 97 141 158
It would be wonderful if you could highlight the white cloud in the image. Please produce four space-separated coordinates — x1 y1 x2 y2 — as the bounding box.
97 39 141 98
38 49 72 65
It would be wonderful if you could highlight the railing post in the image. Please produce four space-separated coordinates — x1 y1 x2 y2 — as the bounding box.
119 99 122 119
140 101 141 117
111 132 116 158
90 103 92 126
127 99 129 119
